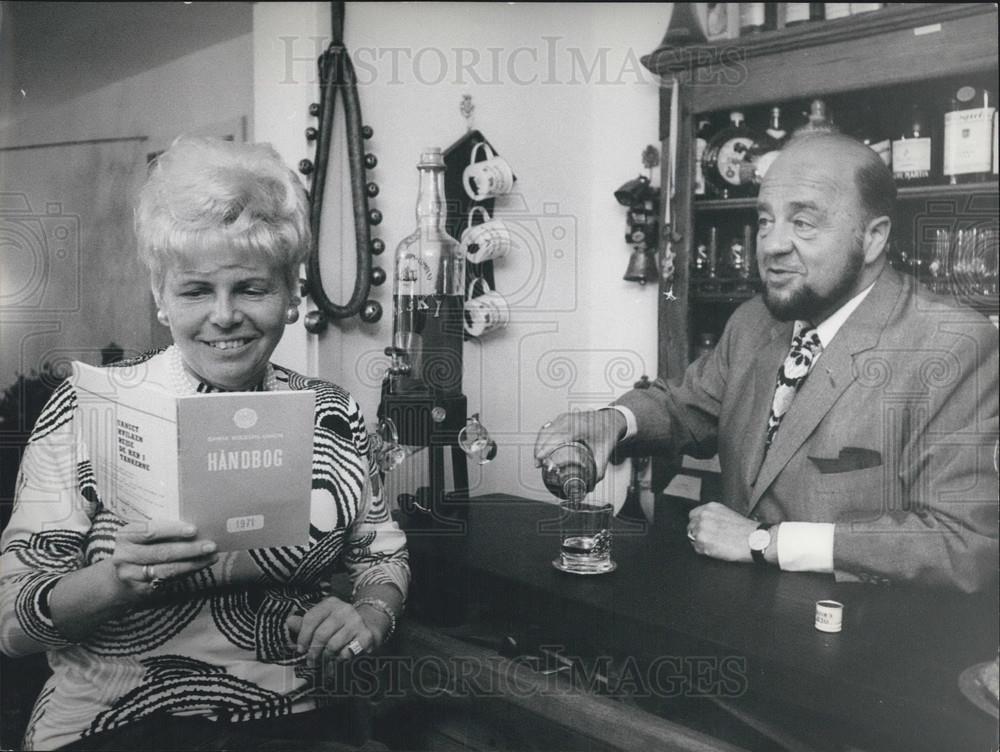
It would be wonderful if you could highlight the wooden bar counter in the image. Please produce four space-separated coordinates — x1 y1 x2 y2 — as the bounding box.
378 495 998 752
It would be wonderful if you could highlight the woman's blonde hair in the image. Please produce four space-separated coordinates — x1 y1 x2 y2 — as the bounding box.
135 136 310 291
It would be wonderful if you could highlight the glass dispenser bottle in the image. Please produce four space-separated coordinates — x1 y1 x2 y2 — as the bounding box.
391 148 465 396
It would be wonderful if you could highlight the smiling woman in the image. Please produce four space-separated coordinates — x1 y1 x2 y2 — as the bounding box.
0 136 409 751
137 137 308 391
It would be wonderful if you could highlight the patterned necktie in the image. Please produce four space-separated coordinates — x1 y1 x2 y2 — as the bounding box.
765 321 822 448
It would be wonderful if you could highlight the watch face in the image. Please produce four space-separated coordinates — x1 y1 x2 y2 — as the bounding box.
748 528 771 551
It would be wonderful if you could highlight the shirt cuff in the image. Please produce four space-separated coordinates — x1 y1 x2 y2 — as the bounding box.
776 522 835 573
603 405 636 442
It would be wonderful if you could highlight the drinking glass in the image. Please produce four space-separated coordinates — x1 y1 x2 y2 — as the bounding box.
457 413 497 465
552 499 616 575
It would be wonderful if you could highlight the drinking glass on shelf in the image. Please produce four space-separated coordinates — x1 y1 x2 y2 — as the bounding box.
976 227 998 296
928 228 951 294
951 228 977 298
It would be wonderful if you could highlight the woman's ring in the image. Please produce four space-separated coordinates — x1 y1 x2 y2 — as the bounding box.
346 638 364 657
143 564 155 581
687 529 696 542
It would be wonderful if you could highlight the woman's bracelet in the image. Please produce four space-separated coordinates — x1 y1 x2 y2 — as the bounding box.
354 597 397 642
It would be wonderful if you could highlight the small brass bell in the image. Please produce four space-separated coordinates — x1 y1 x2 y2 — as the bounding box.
623 248 659 285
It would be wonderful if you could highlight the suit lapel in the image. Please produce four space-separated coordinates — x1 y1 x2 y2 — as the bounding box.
747 268 903 512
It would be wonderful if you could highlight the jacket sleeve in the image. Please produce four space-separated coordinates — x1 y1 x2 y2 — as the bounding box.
341 399 409 601
614 302 745 460
0 381 93 656
832 318 1000 592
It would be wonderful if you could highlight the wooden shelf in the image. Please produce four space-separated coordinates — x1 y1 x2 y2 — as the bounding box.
651 1 998 391
642 4 991 76
689 287 759 304
693 181 1000 212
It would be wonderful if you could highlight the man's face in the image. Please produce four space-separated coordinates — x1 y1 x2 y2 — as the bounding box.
755 144 868 323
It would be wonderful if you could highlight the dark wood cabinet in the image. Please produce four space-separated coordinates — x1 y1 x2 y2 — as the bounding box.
643 3 999 380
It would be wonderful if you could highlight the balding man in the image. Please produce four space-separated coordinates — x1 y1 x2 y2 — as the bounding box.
536 133 998 592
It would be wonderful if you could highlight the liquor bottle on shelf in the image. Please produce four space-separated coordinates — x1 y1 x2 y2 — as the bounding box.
742 223 757 282
784 3 823 27
892 104 934 186
702 111 775 198
728 235 749 286
795 98 838 135
692 241 710 277
740 3 777 35
707 226 719 281
944 86 996 185
823 3 851 20
695 119 713 197
862 118 892 169
741 106 786 186
765 106 788 145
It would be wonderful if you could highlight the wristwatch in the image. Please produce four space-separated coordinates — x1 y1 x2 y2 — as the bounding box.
748 523 774 566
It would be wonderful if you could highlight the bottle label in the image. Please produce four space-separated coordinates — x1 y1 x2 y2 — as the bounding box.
891 137 931 179
717 136 756 186
785 3 811 23
741 3 766 27
944 107 995 176
825 3 851 19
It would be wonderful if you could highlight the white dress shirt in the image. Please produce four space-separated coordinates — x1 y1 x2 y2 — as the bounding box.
609 283 876 572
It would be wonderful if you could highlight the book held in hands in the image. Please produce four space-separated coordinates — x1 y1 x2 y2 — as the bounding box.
71 361 315 551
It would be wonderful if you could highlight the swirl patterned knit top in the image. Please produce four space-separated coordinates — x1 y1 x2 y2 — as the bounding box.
0 347 410 750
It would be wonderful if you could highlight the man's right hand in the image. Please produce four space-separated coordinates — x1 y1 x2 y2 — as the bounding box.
533 409 627 483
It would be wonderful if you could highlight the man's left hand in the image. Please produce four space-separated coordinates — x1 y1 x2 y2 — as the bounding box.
687 502 761 563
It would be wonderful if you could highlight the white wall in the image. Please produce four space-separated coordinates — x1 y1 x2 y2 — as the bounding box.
0 34 253 392
254 2 668 502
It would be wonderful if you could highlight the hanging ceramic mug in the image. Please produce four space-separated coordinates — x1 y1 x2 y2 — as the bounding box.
464 279 510 338
460 206 512 264
463 142 514 201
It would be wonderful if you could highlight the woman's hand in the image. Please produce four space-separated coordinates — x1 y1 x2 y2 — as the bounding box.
111 520 218 601
286 596 387 668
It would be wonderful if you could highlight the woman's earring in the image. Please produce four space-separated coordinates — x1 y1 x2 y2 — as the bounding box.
156 310 169 326
285 305 300 325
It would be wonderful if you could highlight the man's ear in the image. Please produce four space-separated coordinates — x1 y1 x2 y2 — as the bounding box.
862 215 891 264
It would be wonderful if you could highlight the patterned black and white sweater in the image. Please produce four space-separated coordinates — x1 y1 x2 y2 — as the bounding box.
0 347 409 750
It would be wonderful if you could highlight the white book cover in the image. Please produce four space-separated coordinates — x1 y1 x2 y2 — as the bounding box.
71 361 315 551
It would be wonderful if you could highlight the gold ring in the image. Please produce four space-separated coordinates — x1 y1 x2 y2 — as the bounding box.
144 564 155 581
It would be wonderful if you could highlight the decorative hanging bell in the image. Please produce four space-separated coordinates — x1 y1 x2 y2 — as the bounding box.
623 248 659 285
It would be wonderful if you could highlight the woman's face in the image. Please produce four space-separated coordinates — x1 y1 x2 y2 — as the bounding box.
154 245 291 391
